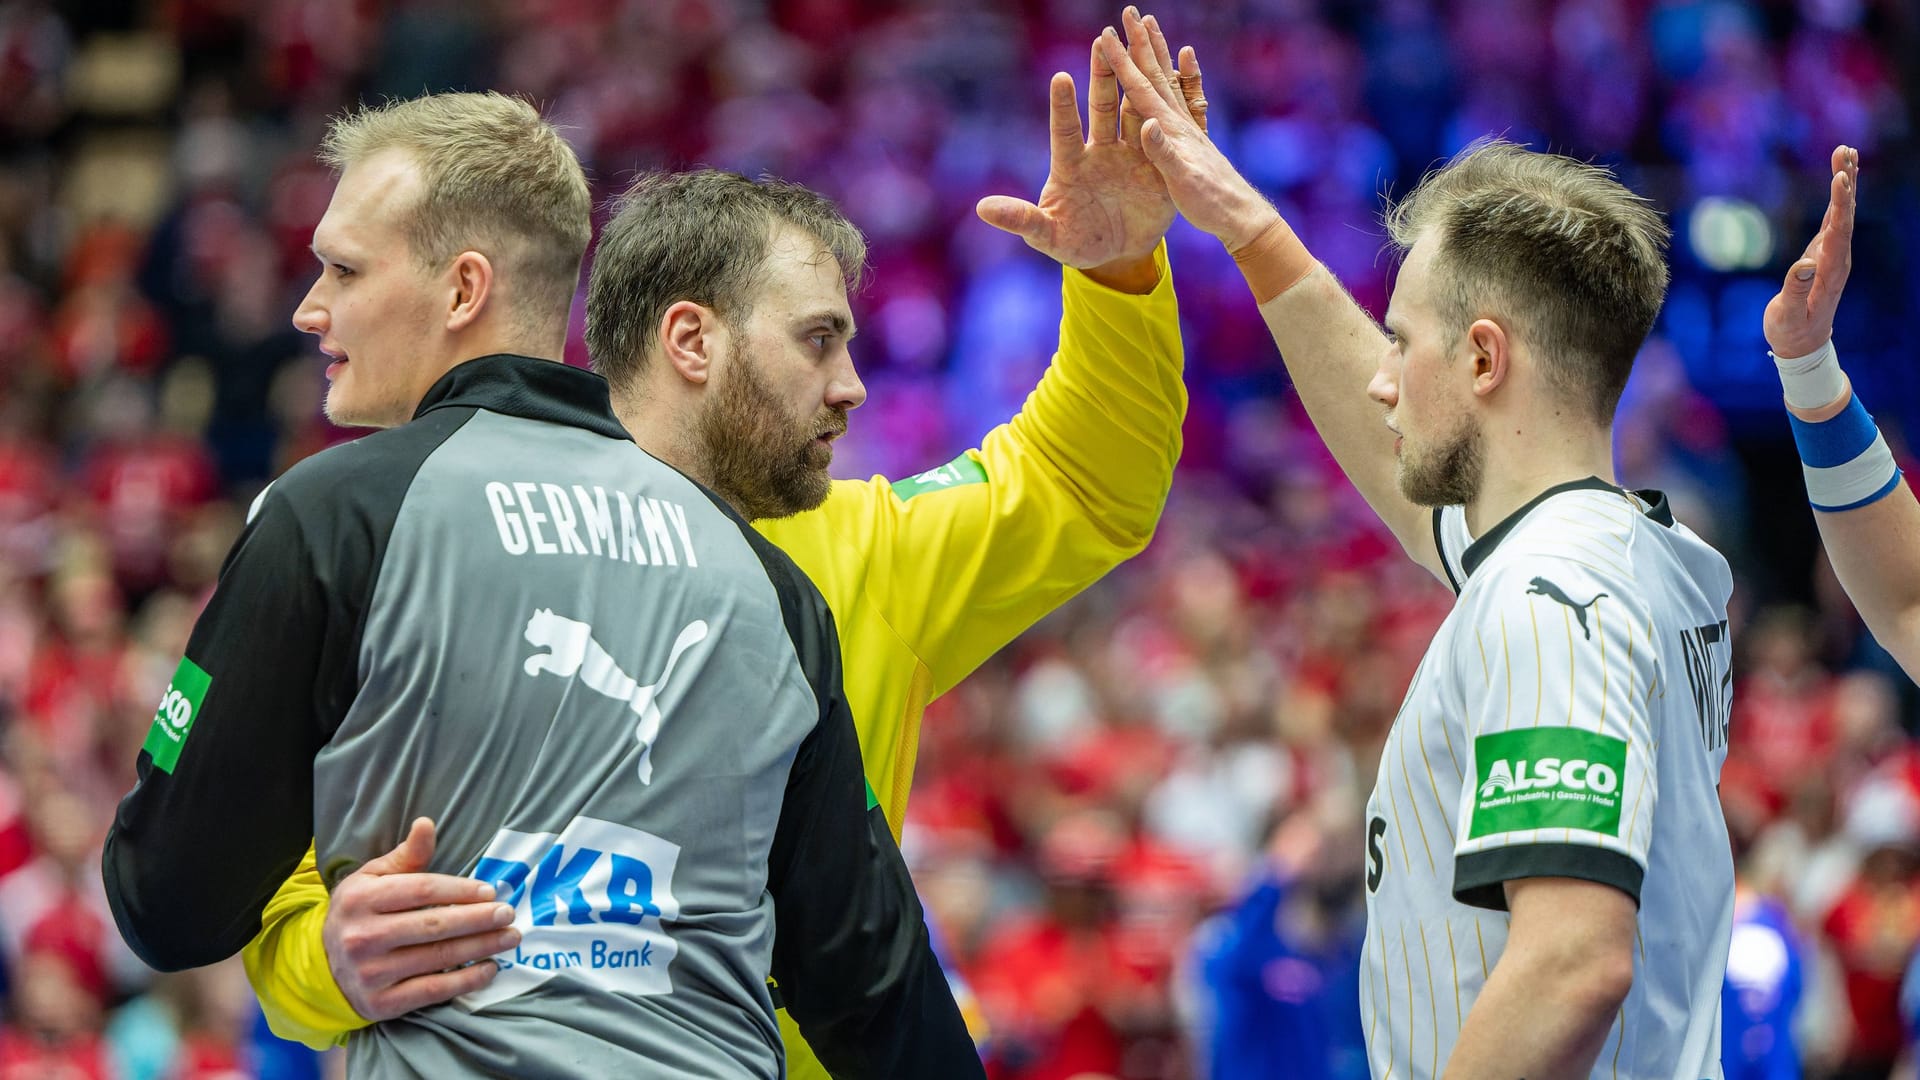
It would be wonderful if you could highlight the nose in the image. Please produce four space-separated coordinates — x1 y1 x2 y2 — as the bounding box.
828 354 867 412
292 277 327 337
1368 349 1399 409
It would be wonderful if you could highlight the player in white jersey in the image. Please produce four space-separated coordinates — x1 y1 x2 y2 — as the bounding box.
1099 11 1736 1077
1376 488 1734 1078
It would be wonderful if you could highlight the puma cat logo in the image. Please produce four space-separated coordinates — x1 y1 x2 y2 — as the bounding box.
1526 577 1608 640
522 610 711 784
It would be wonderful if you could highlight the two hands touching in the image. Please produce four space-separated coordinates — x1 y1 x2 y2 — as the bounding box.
309 6 1235 1027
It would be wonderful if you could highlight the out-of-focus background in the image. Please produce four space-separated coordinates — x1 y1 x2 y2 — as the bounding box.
0 0 1916 1077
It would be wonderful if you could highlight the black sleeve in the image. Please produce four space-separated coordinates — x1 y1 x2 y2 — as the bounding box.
758 558 985 1079
102 414 465 971
102 485 339 970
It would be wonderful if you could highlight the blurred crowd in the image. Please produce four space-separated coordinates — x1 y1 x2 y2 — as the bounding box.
0 0 1916 1077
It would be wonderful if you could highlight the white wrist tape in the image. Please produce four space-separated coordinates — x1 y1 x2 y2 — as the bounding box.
1771 339 1847 411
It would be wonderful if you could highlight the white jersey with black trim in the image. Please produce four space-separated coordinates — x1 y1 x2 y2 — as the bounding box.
1360 478 1734 1080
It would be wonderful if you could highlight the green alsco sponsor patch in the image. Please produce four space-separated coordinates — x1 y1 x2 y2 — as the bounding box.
865 778 880 811
142 657 212 774
890 454 988 500
1469 727 1627 839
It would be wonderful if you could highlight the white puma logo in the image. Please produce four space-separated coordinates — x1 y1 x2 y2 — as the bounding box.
521 610 711 784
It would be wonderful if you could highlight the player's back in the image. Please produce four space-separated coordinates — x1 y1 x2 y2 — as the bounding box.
300 356 824 1078
1363 479 1734 1079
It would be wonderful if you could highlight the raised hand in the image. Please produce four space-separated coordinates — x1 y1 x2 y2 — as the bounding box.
1765 145 1858 360
323 817 520 1021
974 9 1207 274
1094 8 1278 253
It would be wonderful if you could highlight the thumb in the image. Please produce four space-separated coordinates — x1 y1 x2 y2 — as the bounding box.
1782 258 1817 301
975 196 1048 243
357 817 437 877
1139 118 1175 165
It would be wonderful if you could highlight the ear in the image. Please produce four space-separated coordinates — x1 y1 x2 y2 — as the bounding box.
1466 318 1509 399
445 251 494 333
660 300 721 386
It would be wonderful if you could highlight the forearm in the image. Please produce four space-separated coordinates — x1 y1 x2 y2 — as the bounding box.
1815 479 1920 677
1026 239 1185 544
1254 264 1426 548
1444 949 1625 1079
1781 372 1920 677
244 851 365 1049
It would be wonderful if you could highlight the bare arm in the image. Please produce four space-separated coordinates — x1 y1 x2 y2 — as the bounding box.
1097 11 1440 575
1443 877 1636 1079
1764 146 1920 679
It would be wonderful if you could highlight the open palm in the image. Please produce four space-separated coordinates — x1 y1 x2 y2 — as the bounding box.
1764 145 1857 359
977 24 1204 270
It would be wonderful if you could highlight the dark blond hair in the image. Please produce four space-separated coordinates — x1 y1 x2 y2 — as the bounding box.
320 92 592 338
586 169 867 387
1385 139 1670 423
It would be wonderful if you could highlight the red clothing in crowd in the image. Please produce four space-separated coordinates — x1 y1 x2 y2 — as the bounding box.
1822 873 1920 1067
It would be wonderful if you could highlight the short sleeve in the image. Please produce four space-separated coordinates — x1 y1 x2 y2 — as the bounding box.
1449 560 1659 911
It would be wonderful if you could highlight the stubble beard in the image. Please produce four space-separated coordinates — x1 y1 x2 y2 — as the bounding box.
696 357 841 522
1396 414 1486 508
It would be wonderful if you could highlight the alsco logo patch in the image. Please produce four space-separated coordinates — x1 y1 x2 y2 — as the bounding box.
1469 727 1627 839
890 454 988 501
143 657 211 774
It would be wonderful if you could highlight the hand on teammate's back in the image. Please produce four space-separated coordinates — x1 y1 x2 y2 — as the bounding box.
323 817 520 1021
1764 144 1858 364
973 7 1206 275
1093 8 1280 252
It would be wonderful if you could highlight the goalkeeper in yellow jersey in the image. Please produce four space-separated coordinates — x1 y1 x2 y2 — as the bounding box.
244 17 1204 1078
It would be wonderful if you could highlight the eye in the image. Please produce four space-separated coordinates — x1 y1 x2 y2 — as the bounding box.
331 263 354 279
808 332 830 351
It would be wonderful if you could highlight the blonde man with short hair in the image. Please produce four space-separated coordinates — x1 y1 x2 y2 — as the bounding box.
103 90 982 1078
1105 12 1737 1079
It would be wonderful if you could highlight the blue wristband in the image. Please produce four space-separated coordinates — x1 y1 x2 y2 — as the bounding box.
1788 393 1880 467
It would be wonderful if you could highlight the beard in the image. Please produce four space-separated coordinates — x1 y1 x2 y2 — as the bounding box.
695 356 845 521
1396 412 1486 508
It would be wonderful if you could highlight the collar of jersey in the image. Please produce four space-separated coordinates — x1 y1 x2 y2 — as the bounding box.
411 353 630 441
1460 475 1674 578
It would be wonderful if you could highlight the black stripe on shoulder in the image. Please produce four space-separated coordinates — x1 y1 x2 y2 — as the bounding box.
1453 843 1644 912
1433 508 1461 595
269 407 481 738
687 484 843 717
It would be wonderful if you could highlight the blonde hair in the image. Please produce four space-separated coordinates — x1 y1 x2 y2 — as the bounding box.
1385 139 1670 423
320 91 592 339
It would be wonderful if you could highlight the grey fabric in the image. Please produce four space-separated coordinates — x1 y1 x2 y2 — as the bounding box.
316 410 816 1079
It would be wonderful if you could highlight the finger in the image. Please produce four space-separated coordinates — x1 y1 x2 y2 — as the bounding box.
1045 71 1084 161
371 926 522 985
1098 28 1179 124
363 870 503 915
1810 169 1856 311
975 195 1052 244
1831 161 1856 245
355 817 440 879
1781 257 1818 302
1829 144 1849 178
1144 14 1176 86
349 900 518 954
1088 35 1120 144
1177 45 1207 133
1139 116 1178 165
369 960 504 1019
1124 8 1183 111
1120 94 1145 148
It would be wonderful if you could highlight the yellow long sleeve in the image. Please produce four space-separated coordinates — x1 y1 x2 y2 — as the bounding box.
243 844 361 1048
